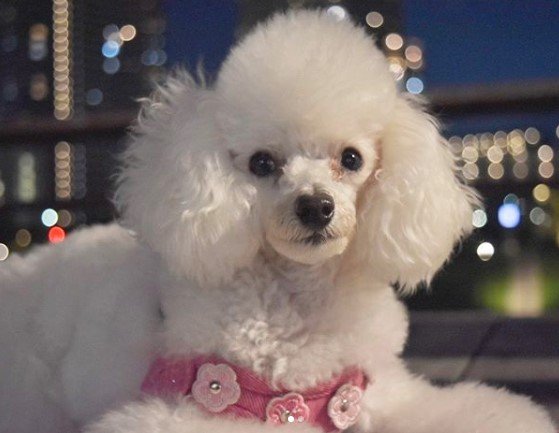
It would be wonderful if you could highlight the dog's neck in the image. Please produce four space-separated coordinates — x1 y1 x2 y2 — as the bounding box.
160 248 348 374
259 246 341 292
159 246 405 389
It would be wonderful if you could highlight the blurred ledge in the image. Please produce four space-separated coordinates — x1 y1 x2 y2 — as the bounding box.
427 79 559 115
405 311 559 359
0 110 136 142
404 311 559 423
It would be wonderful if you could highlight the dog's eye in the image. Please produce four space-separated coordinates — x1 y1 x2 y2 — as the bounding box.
341 147 363 171
249 151 277 177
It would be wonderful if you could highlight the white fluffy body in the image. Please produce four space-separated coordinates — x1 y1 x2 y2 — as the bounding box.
0 10 555 433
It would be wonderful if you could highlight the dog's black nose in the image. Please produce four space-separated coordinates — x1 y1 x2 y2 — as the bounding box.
295 193 335 230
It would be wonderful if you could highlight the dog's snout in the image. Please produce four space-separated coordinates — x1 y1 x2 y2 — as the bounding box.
294 193 335 230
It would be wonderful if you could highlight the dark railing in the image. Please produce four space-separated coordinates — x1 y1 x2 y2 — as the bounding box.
428 79 559 115
0 110 135 142
1 78 558 140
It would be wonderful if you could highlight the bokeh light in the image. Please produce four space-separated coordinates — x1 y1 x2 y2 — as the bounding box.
48 226 66 244
529 207 546 226
41 208 58 227
538 162 554 179
503 193 519 204
405 77 424 94
102 40 120 58
477 242 494 261
86 88 103 106
102 24 119 40
512 162 528 179
15 229 32 248
404 45 423 63
119 24 136 41
525 127 540 145
487 146 504 163
103 57 121 74
488 162 504 180
0 243 10 262
52 0 73 120
0 243 9 261
57 209 73 227
326 6 347 21
498 203 521 229
387 56 405 81
365 11 383 28
472 209 488 228
462 146 479 163
385 33 404 51
537 144 554 162
532 184 551 203
462 163 479 180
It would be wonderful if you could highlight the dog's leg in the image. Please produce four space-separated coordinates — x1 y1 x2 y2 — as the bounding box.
353 361 555 433
84 398 323 433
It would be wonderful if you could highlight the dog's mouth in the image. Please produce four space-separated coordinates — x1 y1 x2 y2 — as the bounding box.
266 229 349 265
299 232 335 246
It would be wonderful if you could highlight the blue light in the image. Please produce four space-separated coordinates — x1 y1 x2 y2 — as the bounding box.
102 57 120 74
503 193 519 204
102 40 120 58
498 203 521 229
86 88 103 106
406 77 424 94
155 49 167 66
141 49 158 66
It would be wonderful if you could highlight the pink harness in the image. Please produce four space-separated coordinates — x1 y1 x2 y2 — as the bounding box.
142 355 368 432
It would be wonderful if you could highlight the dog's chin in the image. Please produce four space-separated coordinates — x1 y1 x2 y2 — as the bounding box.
266 234 349 265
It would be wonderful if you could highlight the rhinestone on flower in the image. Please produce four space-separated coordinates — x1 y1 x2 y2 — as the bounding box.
266 393 311 425
327 383 363 429
191 363 241 413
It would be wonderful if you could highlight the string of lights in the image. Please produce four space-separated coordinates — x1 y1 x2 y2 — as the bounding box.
52 0 73 120
452 128 556 183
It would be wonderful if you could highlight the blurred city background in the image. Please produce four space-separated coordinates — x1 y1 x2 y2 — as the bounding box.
1 0 559 316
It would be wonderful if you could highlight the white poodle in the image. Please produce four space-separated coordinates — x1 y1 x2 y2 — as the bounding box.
0 10 555 433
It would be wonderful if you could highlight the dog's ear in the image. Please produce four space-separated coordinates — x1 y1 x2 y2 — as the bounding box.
116 71 259 287
349 95 479 291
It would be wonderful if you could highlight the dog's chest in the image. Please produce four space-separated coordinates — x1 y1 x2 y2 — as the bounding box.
222 285 308 355
163 270 349 388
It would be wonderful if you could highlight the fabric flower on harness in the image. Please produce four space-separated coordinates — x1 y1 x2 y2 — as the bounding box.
327 384 363 429
191 363 241 413
266 392 311 425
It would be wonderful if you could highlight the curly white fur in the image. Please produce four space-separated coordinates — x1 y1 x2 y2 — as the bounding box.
0 10 555 433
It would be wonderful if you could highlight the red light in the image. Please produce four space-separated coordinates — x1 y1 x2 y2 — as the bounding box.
48 226 66 244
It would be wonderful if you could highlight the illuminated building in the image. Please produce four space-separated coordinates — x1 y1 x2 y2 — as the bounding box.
0 0 165 251
0 1 52 119
1 0 164 120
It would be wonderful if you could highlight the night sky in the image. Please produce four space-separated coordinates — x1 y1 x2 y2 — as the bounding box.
164 1 559 85
163 1 559 136
402 0 559 137
403 0 559 87
164 0 238 76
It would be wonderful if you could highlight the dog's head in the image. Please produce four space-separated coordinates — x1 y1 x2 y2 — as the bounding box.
117 11 478 289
